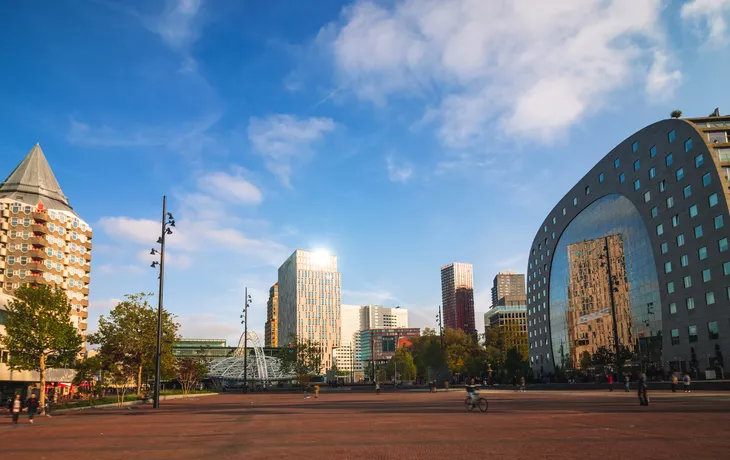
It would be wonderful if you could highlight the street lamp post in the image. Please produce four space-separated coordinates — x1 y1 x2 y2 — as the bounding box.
240 288 252 393
150 195 175 409
436 305 444 350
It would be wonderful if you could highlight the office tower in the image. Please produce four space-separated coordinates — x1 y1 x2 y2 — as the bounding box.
491 271 526 307
440 262 475 332
333 304 362 378
264 283 278 347
360 304 409 330
0 144 92 338
277 249 341 372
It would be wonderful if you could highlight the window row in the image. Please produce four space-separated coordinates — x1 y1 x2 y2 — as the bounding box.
670 321 719 345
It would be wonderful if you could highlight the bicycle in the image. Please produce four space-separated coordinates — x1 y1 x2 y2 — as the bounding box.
465 393 488 412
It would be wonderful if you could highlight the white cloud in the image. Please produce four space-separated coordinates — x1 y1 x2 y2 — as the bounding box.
681 0 730 45
178 314 241 341
342 289 402 305
89 298 121 312
248 114 336 187
136 250 193 270
386 155 414 183
197 171 263 205
97 217 163 246
645 49 682 99
97 264 146 276
322 0 679 147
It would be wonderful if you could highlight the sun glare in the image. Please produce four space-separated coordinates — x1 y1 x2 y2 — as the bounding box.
311 249 330 266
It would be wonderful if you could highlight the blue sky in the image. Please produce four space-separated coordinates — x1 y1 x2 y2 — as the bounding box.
1 0 729 344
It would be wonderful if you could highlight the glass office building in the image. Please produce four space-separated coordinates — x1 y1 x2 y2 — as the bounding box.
528 111 730 379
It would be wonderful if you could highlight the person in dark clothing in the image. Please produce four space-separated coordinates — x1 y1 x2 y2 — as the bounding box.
638 374 649 406
25 394 40 424
8 394 23 424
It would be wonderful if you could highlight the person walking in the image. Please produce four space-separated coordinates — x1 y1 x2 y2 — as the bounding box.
8 394 23 424
519 376 526 392
671 374 678 393
683 374 691 393
607 374 614 392
638 374 649 406
314 384 320 399
624 375 630 392
25 393 39 424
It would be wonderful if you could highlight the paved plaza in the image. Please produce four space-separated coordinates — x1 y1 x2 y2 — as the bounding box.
2 390 730 459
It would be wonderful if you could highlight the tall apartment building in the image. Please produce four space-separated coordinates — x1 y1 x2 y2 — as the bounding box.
277 249 341 372
361 304 408 330
0 144 92 338
491 270 526 307
264 283 278 348
440 262 475 332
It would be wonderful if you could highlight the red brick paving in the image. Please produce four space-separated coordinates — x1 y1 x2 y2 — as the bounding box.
2 389 729 459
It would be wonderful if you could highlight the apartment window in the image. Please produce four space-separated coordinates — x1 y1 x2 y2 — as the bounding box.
683 275 692 289
634 179 641 190
599 172 605 183
668 129 676 143
651 206 659 218
671 328 680 345
619 173 625 183
683 185 692 198
677 233 685 246
709 193 719 207
685 138 693 152
634 159 640 171
667 282 675 294
650 146 657 158
551 232 555 240
708 321 719 340
695 153 704 168
656 223 664 235
649 167 657 179
703 269 712 282
695 225 704 238
585 186 590 195
632 141 639 152
724 261 730 276
672 214 680 227
644 191 651 203
573 197 577 206
716 215 725 229
676 168 685 181
669 302 677 314
699 247 708 260
661 242 669 254
689 325 699 343
664 261 672 273
667 196 675 208
720 238 729 252
702 173 712 187
666 153 674 166
687 297 695 310
614 158 620 168
562 207 566 216
681 254 689 267
689 205 698 218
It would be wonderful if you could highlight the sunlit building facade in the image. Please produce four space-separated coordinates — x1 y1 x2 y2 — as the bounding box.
440 262 475 333
491 271 526 307
265 283 278 348
528 111 730 378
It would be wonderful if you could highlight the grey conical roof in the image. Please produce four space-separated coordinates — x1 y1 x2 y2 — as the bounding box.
0 144 73 212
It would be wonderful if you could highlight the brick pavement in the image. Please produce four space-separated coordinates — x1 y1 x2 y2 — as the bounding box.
2 389 729 460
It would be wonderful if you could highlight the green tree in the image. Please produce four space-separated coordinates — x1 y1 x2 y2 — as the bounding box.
579 351 592 370
279 336 322 386
73 355 103 395
1 284 82 412
385 347 417 380
176 357 208 397
411 331 445 377
88 293 179 396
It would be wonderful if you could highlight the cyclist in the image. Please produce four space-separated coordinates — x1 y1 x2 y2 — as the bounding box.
465 378 478 406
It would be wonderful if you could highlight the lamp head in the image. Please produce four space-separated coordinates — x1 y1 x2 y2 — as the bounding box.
157 237 163 244
165 227 173 235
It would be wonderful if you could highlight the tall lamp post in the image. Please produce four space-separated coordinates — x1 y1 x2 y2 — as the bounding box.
240 288 252 392
150 196 175 409
436 306 444 350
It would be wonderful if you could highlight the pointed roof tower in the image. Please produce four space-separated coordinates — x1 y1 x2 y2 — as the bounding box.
0 144 73 212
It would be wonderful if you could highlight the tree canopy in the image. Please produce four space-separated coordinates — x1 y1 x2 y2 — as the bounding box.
279 335 322 386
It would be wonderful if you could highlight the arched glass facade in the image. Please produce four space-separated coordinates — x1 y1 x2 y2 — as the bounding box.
549 194 662 373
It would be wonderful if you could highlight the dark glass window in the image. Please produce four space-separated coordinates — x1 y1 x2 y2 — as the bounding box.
695 153 704 168
651 206 658 218
672 214 680 227
719 238 729 252
671 328 679 345
709 193 718 207
632 141 639 152
688 325 698 343
650 146 657 158
649 167 656 179
381 336 396 352
699 247 708 260
685 138 693 152
703 173 712 187
666 153 673 166
702 269 711 282
634 159 640 171
677 234 685 246
614 158 620 168
689 205 698 218
708 321 719 340
634 179 641 190
619 173 625 183
716 215 725 229
668 129 676 143
599 172 604 183
724 261 730 276
694 225 703 238
661 242 669 254
676 168 685 181
667 196 675 208
683 185 692 198
585 186 590 195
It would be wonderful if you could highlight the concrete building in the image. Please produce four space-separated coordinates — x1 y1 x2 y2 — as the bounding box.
361 304 408 330
491 271 526 307
440 262 475 332
527 110 730 379
277 249 341 372
0 144 92 338
264 283 278 348
484 303 529 356
358 327 420 381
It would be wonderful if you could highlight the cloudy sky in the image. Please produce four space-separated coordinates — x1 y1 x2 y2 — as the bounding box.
1 0 729 344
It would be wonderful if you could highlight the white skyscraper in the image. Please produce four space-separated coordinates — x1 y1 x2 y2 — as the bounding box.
361 305 408 330
332 304 362 377
277 249 341 372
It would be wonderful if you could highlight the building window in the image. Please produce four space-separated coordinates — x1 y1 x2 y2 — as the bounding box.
683 185 692 198
644 191 651 203
619 173 625 183
687 297 695 310
683 275 692 288
703 268 712 282
599 172 604 183
649 167 656 179
562 207 566 216
634 179 641 190
573 197 577 206
667 196 675 208
699 246 708 260
585 186 590 195
632 141 639 152
670 302 677 314
672 214 680 227
634 159 640 171
667 282 675 294
695 225 704 239
660 241 669 254
689 205 698 218
715 215 724 229
702 173 712 187
676 168 685 181
685 138 693 152
671 328 680 345
650 146 657 158
695 153 704 168
614 158 620 168
689 325 698 343
724 261 730 276
657 223 664 235
681 254 689 267
709 193 719 207
651 206 658 218
669 129 676 143
659 180 666 192
664 261 672 273
708 321 719 340
666 153 674 166
720 238 729 252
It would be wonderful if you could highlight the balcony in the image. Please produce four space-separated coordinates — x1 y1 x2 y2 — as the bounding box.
79 323 88 331
31 224 48 235
77 310 88 319
29 237 47 247
26 262 46 272
81 287 90 295
83 252 92 261
32 212 48 222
